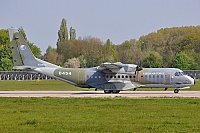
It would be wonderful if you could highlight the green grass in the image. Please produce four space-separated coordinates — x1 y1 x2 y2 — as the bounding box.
0 80 94 91
0 80 199 91
0 80 199 132
0 98 200 132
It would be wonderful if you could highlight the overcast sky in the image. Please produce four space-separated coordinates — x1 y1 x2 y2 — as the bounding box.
1 0 199 53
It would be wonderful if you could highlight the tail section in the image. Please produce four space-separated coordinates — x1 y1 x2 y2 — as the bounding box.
8 27 60 70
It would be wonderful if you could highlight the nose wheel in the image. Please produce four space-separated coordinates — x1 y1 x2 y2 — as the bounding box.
174 89 179 93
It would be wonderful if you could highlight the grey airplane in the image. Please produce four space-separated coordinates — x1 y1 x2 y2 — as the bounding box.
8 28 195 93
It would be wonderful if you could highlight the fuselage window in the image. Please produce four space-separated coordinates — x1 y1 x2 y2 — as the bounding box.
110 75 113 78
118 75 120 78
122 75 124 78
153 75 155 78
95 76 97 78
133 76 136 78
99 76 101 78
125 75 128 78
114 76 116 78
106 75 109 78
161 75 163 78
141 75 143 78
157 75 159 78
129 76 132 78
149 75 151 78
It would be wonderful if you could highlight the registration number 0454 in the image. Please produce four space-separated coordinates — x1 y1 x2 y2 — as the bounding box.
58 71 72 76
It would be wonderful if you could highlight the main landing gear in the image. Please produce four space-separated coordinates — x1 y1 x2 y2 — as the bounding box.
174 89 180 93
164 88 180 93
104 90 120 94
164 88 168 91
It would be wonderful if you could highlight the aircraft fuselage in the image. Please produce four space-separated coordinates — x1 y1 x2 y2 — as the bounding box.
38 67 194 91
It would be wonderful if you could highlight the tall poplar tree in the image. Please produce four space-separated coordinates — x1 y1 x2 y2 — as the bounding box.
57 18 68 47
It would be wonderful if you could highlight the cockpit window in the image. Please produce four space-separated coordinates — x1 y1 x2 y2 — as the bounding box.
175 72 185 76
175 72 179 76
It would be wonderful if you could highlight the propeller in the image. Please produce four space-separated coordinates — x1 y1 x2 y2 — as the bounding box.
136 59 143 71
136 65 143 71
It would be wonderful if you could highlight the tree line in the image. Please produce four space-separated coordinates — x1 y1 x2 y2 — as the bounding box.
0 18 200 71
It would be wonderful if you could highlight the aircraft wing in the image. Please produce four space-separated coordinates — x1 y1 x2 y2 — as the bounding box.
98 62 123 73
98 62 138 73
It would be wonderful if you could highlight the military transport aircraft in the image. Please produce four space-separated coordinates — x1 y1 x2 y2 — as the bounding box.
8 28 195 93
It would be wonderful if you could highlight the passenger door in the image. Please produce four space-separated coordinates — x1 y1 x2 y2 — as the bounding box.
164 74 171 84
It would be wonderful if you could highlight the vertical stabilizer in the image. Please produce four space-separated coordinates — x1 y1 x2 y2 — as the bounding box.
8 27 60 70
8 28 37 69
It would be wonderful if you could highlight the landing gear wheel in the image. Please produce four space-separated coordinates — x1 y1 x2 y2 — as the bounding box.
112 90 120 94
174 89 179 93
164 88 168 91
133 88 137 91
104 90 112 94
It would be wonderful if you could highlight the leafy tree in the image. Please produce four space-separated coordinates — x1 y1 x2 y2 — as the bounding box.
57 18 68 48
142 52 162 68
0 44 12 59
173 52 198 70
64 57 80 68
0 32 13 71
78 55 87 68
0 58 13 71
44 25 200 69
116 39 141 64
70 27 76 40
104 39 118 62
137 26 200 69
0 29 9 47
44 46 63 66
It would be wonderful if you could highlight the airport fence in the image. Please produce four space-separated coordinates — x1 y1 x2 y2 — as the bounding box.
184 70 200 79
0 71 55 80
0 70 200 81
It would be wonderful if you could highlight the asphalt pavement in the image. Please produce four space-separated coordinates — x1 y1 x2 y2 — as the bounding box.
0 91 199 98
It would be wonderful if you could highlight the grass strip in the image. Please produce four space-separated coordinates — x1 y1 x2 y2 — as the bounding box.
0 98 200 132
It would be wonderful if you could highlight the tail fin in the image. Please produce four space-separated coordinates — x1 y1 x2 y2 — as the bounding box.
8 27 60 70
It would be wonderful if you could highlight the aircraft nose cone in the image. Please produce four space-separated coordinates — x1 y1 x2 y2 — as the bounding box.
189 77 195 85
185 75 195 85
